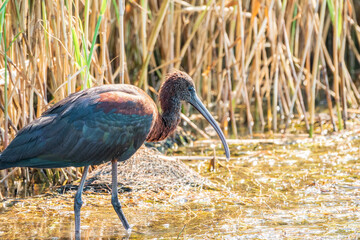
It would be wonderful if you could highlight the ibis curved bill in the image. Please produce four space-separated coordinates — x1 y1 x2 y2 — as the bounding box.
189 92 230 160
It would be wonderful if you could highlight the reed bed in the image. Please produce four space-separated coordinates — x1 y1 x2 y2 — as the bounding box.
0 0 360 186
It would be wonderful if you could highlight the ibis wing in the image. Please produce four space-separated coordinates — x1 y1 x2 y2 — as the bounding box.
0 88 155 169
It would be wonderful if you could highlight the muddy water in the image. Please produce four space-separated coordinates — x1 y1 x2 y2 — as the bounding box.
1 129 360 239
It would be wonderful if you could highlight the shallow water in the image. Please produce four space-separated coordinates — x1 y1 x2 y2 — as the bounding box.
1 128 360 239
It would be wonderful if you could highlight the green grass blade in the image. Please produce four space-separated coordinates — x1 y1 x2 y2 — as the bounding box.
290 3 297 53
42 0 50 53
85 0 107 88
2 3 8 147
326 0 335 22
111 0 120 22
326 0 342 42
71 27 85 79
0 0 5 44
0 0 9 13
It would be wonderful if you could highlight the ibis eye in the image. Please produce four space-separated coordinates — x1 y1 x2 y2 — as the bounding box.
188 86 194 92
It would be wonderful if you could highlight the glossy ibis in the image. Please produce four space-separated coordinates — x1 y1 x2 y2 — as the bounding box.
0 70 230 234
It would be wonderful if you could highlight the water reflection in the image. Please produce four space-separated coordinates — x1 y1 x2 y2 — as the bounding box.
0 181 49 199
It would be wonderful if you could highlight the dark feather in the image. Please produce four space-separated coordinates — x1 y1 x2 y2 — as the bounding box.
0 85 156 169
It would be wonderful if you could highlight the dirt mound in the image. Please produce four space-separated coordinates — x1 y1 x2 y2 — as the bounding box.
64 147 211 193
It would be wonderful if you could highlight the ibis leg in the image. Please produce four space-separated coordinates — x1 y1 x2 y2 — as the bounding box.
111 160 131 230
74 165 89 235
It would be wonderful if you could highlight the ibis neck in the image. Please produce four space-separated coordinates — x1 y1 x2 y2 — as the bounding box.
146 98 181 142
